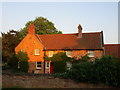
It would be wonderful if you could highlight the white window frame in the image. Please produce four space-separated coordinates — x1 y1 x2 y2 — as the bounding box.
21 49 25 52
49 51 54 57
35 49 40 55
66 51 72 57
66 62 72 70
45 62 50 69
36 62 42 69
87 51 94 57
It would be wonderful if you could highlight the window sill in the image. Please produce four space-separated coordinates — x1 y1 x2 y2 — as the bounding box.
36 68 41 70
35 54 40 56
46 67 49 69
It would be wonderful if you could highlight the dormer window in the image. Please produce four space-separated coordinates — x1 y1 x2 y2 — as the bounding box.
35 49 40 55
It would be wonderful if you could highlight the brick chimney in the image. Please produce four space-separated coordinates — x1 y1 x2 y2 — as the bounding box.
77 24 82 38
28 23 35 34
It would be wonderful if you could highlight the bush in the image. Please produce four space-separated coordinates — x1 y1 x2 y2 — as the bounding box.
45 52 71 73
81 55 90 62
66 55 120 87
16 51 29 73
19 61 29 73
8 55 19 71
53 61 67 73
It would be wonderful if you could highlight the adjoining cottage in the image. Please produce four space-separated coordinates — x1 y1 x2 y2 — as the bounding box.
15 24 104 74
104 44 120 59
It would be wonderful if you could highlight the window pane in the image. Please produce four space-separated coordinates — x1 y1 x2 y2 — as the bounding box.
36 62 42 69
49 51 53 57
37 62 41 64
35 49 40 55
66 51 72 57
88 51 94 57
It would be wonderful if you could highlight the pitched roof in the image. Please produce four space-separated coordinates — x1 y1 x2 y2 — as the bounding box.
104 44 120 58
36 32 103 50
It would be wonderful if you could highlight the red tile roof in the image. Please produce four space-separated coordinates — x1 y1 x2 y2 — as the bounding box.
104 44 120 58
36 32 103 50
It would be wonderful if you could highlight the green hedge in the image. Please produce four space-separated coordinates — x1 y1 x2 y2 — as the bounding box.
68 55 120 87
45 52 71 73
56 55 120 87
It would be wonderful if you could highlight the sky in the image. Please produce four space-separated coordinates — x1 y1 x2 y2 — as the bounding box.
1 1 119 44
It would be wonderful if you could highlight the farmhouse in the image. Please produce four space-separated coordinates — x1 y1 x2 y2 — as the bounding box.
15 24 104 74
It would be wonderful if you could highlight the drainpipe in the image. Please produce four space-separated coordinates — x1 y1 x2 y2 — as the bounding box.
101 31 105 55
43 47 46 74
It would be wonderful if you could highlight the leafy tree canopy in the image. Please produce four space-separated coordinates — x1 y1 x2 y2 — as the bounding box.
16 51 29 62
2 30 20 63
19 16 62 40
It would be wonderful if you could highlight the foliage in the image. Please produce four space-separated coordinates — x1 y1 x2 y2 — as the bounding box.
8 55 19 71
16 51 29 73
58 55 120 87
45 52 71 73
2 30 20 63
16 51 29 62
2 16 62 65
54 72 69 79
81 55 90 62
19 61 29 73
19 16 62 40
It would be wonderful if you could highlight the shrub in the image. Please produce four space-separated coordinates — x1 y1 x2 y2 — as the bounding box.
81 55 90 62
9 55 19 71
45 52 71 73
53 60 67 73
16 51 29 61
16 51 29 73
19 61 29 73
66 55 120 87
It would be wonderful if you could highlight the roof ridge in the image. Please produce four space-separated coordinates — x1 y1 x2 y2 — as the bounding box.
36 32 101 36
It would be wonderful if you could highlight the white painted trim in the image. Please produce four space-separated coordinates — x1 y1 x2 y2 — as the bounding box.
35 49 40 55
87 51 94 57
49 51 53 57
36 62 42 69
66 51 72 57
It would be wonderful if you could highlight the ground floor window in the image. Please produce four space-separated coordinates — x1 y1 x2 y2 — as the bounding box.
46 62 50 69
36 62 42 69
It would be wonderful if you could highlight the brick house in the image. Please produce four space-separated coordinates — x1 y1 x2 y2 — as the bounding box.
15 24 104 74
104 44 120 58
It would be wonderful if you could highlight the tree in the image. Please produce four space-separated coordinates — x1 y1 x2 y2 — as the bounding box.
2 30 20 63
46 52 71 73
19 16 62 40
16 51 29 73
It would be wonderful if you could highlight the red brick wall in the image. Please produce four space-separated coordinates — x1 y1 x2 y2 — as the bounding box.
15 34 45 73
45 50 103 59
104 44 120 58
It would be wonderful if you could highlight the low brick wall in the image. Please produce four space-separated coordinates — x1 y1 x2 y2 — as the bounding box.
2 73 115 88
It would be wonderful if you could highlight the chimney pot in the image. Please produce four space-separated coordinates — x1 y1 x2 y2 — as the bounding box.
78 24 82 38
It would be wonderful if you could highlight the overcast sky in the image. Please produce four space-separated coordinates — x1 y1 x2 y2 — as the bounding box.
1 1 119 44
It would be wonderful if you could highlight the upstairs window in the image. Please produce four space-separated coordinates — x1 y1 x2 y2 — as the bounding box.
35 49 40 55
20 49 25 53
66 51 72 57
49 51 54 57
36 62 42 69
87 51 94 57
